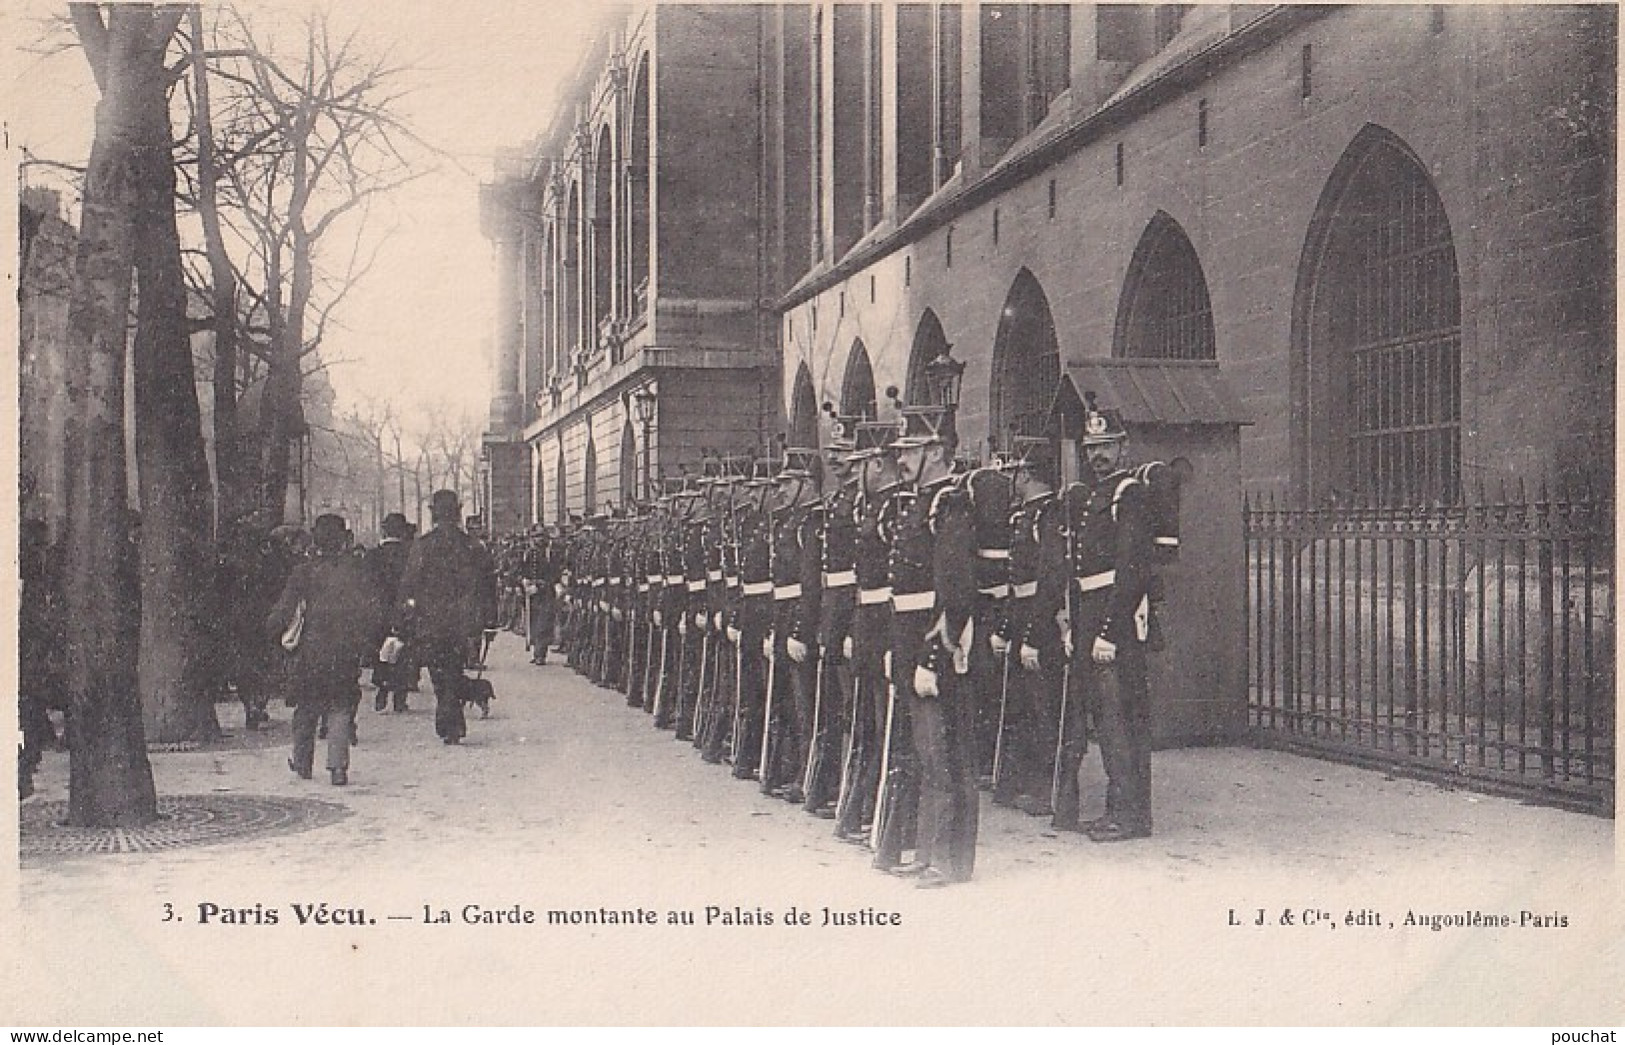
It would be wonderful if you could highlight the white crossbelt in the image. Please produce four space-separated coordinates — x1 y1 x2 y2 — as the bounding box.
773 583 802 601
725 577 740 588
891 590 935 613
1155 536 1179 547
1012 580 1038 599
822 570 856 588
665 575 684 586
742 581 773 596
687 579 706 592
636 583 650 593
609 577 622 586
979 583 1009 598
858 586 892 606
1075 570 1116 593
646 574 662 585
976 548 1011 560
707 569 723 581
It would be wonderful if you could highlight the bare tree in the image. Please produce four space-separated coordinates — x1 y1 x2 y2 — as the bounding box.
130 2 221 744
193 5 423 519
58 2 174 825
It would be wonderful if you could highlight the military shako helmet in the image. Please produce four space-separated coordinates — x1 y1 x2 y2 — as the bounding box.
1011 435 1058 489
1080 390 1128 446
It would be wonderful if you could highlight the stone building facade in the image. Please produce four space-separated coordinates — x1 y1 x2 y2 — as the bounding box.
483 5 1614 779
488 3 1614 524
481 5 794 533
777 3 1614 501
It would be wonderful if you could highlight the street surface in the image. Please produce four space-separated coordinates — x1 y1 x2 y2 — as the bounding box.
8 632 1619 1026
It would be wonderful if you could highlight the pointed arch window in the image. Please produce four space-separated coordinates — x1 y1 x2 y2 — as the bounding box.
789 364 820 449
1297 127 1461 506
1115 213 1215 361
990 270 1062 448
841 339 878 420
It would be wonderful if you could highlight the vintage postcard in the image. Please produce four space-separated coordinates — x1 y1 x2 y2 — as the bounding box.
4 0 1619 1028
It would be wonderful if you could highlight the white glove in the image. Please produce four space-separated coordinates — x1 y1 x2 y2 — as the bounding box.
1092 635 1117 664
883 651 892 678
914 665 939 699
694 611 707 631
989 632 1010 656
786 636 808 664
554 583 565 599
713 612 723 632
726 625 741 645
763 637 775 660
842 635 853 661
1020 644 1041 673
523 581 537 594
678 616 688 636
612 608 624 622
652 610 664 628
1062 628 1075 661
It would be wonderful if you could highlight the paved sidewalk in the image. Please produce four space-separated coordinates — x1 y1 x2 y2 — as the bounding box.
9 632 1619 1026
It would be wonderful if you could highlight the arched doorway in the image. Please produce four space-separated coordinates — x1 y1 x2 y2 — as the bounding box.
1294 125 1461 506
904 309 950 405
840 339 877 419
789 363 820 449
619 421 638 508
989 269 1061 450
1114 212 1215 361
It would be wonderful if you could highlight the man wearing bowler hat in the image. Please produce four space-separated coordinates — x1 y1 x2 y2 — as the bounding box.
397 489 498 745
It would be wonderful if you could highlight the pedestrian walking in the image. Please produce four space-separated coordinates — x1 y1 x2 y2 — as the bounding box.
366 512 416 712
396 490 498 745
267 514 382 786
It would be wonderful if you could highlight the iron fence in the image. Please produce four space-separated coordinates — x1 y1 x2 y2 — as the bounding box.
1244 483 1614 814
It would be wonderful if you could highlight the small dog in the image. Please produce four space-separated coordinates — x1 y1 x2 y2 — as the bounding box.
459 673 495 718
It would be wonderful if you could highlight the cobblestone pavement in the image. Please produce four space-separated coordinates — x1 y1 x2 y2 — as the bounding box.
8 633 1619 1026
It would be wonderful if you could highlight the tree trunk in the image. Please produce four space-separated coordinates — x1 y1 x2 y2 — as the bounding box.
189 4 245 525
132 7 222 744
61 4 161 826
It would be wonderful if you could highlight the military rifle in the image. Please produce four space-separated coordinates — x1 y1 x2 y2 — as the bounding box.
1051 479 1081 816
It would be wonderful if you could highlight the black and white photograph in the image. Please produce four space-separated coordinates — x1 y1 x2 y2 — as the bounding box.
4 0 1619 1029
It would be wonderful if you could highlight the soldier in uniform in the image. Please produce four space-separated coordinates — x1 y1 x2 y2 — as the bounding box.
697 462 744 762
675 479 713 740
727 461 775 779
965 455 1015 784
1057 394 1159 841
805 414 861 817
761 447 820 803
994 437 1068 817
522 526 560 666
651 481 690 729
834 420 903 845
885 401 980 887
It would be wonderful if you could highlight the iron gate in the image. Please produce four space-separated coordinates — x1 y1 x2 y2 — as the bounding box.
1244 484 1614 814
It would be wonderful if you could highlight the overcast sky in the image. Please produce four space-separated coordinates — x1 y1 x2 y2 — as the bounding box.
4 0 599 427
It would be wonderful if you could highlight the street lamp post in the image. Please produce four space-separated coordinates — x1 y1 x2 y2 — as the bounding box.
632 388 657 501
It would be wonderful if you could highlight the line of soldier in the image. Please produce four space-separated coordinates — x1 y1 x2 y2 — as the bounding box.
499 386 1181 889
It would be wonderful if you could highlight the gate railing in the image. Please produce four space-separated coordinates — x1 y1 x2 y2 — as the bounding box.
1243 482 1614 814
